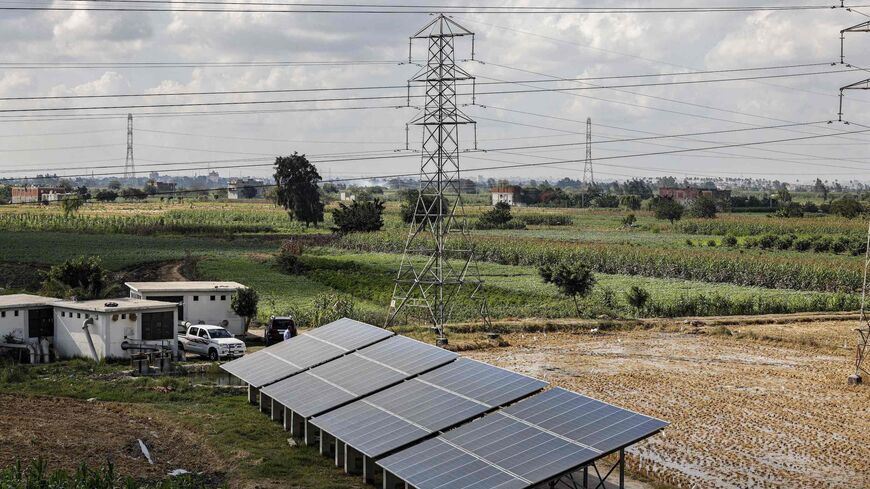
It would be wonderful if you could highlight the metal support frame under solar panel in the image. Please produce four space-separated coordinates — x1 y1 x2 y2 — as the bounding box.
258 334 460 470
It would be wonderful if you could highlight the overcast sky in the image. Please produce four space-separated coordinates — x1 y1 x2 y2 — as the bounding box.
0 1 868 185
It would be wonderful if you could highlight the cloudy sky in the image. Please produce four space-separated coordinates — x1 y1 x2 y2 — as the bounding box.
0 0 868 185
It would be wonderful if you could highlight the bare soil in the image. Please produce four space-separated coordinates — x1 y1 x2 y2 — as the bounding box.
0 394 214 480
465 320 870 489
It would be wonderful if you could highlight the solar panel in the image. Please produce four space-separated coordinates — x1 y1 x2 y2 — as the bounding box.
261 335 457 418
378 388 667 489
220 318 393 388
311 358 546 458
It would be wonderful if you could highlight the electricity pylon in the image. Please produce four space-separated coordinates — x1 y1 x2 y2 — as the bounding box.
124 113 135 179
583 117 594 186
851 223 870 385
386 14 491 345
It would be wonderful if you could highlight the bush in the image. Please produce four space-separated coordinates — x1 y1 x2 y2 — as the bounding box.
794 238 813 251
707 239 717 247
776 234 796 250
829 196 864 219
331 199 385 234
687 196 718 219
476 202 525 230
831 236 850 254
515 214 572 226
539 261 596 316
758 233 778 249
276 240 305 274
621 214 637 229
722 235 738 247
651 197 684 223
625 286 650 315
812 236 832 253
40 256 117 300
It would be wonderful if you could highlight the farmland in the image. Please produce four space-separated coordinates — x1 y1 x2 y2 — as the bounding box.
1 199 867 488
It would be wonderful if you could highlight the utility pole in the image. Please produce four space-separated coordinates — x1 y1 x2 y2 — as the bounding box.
124 113 135 179
386 14 491 345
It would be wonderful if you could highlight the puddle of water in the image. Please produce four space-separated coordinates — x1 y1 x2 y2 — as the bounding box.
182 370 245 386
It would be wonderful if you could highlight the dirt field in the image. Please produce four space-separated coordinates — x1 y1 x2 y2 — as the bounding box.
466 321 870 489
0 394 214 481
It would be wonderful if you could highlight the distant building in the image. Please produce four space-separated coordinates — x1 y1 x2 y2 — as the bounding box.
227 178 263 199
658 187 731 205
491 186 522 206
149 181 177 193
126 281 246 335
207 171 220 184
11 186 67 204
340 191 356 202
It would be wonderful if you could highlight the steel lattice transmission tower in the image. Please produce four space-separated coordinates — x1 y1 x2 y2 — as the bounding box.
124 113 135 179
850 223 870 385
386 14 491 345
583 117 594 186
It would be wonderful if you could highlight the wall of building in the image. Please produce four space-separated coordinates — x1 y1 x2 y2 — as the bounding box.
0 309 27 342
136 292 244 335
53 307 177 359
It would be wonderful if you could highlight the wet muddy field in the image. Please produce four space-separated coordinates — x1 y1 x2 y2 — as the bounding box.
466 321 870 489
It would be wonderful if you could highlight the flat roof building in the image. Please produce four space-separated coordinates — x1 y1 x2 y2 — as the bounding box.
126 281 247 335
0 294 61 345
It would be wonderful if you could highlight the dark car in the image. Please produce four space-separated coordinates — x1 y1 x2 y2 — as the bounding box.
264 316 297 346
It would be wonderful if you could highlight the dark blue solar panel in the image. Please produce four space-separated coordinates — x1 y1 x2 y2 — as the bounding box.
262 336 457 418
220 318 393 387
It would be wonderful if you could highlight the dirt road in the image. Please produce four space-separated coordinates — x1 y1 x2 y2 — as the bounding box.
466 321 870 489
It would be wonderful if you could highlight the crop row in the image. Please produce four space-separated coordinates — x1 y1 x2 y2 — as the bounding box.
0 212 278 235
676 215 867 237
336 231 863 292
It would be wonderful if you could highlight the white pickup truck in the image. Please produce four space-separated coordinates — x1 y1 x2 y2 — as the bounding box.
178 325 246 361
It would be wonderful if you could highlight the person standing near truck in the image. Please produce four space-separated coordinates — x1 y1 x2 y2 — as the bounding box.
283 318 297 341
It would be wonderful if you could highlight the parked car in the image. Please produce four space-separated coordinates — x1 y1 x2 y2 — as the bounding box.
264 316 297 346
179 325 246 361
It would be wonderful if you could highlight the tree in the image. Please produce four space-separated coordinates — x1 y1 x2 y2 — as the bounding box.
399 189 447 224
620 195 642 211
95 190 118 202
108 180 122 190
625 286 650 316
651 197 684 223
621 213 637 229
331 199 385 233
231 288 260 335
477 202 514 229
40 256 117 300
120 187 148 200
814 178 829 201
687 195 718 219
0 185 10 204
777 187 792 204
539 261 596 316
623 179 653 200
273 153 324 227
829 196 864 219
776 202 804 218
61 195 84 218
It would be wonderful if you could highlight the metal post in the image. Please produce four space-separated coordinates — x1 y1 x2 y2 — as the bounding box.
619 449 625 489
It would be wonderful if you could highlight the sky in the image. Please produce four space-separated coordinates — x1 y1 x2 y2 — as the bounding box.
0 0 869 185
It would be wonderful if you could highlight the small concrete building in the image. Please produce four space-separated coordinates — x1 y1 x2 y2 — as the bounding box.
491 186 522 206
126 281 246 335
53 298 178 360
0 294 60 345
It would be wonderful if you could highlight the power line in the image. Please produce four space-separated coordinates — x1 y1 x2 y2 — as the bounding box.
0 67 856 113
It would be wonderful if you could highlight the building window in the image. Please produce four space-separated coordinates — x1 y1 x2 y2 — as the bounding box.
61 311 65 317
193 296 199 301
85 314 90 319
14 310 19 317
210 295 216 301
141 311 175 341
77 313 81 319
122 314 127 319
220 295 226 301
1 311 5 318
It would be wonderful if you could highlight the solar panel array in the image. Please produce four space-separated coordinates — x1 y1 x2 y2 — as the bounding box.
377 388 668 489
225 319 667 488
261 335 458 418
220 318 394 388
311 358 547 458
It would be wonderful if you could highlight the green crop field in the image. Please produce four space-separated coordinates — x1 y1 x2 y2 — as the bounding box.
1 202 864 323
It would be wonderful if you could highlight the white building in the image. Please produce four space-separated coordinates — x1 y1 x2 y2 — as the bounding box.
0 294 60 345
490 186 522 206
53 298 178 360
126 281 247 335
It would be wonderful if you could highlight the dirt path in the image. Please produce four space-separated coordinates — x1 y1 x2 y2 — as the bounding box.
466 322 870 489
0 394 213 480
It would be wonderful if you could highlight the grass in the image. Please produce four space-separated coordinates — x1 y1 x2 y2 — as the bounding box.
0 359 365 489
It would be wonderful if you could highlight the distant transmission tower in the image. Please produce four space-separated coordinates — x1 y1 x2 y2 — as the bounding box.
583 117 594 186
851 223 870 385
124 113 135 179
386 14 490 345
837 11 869 120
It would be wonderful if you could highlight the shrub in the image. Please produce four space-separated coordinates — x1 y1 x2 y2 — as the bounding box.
685 239 694 247
707 239 717 247
621 214 637 229
231 288 259 334
40 256 117 300
776 234 796 250
475 202 525 230
758 233 778 249
829 196 864 219
722 235 738 247
831 236 850 254
331 199 385 234
687 196 718 219
812 236 832 253
625 286 650 315
276 240 305 274
539 261 596 316
794 237 813 251
651 197 684 223
515 214 572 226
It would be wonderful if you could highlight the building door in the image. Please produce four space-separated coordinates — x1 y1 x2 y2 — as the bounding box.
141 311 175 340
150 296 184 322
28 308 54 338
